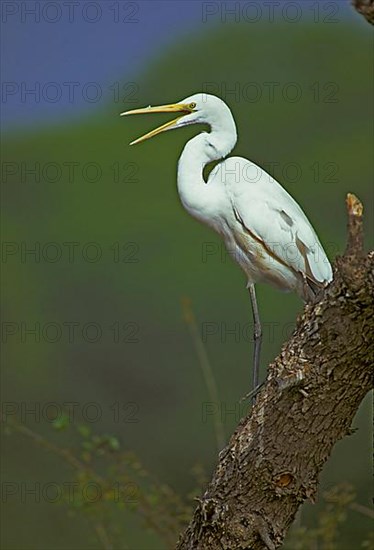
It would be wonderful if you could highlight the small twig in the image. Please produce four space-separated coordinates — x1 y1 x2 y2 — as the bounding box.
6 416 179 548
5 418 89 474
349 502 374 519
94 522 115 550
181 297 226 452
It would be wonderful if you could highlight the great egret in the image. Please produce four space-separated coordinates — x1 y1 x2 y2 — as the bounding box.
121 93 332 396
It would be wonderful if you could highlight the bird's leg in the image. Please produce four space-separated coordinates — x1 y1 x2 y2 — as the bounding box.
247 283 262 404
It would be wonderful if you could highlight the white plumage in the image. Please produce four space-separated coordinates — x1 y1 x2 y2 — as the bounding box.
122 93 332 393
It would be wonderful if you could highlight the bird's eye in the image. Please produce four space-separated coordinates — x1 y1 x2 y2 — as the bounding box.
189 102 196 110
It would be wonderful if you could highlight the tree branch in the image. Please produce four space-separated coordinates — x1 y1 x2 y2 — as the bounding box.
352 0 374 24
176 194 373 549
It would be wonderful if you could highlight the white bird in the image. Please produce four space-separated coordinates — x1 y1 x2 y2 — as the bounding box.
121 93 332 396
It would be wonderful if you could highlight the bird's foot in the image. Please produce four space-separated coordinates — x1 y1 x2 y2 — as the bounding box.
240 382 264 405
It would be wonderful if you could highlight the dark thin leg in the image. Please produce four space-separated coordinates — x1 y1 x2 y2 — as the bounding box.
247 283 262 403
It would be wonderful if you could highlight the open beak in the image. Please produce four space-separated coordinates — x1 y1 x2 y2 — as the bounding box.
120 103 194 145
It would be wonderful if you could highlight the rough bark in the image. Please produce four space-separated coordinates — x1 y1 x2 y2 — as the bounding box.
176 194 373 550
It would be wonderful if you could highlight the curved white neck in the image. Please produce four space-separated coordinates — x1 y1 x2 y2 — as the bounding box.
177 114 237 221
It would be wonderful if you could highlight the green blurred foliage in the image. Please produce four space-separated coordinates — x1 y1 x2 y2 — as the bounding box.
4 418 373 549
2 17 373 550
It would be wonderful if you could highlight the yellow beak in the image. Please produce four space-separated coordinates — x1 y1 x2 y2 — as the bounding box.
120 103 195 145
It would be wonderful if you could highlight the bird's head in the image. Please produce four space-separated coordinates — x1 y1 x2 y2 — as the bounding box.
121 93 234 145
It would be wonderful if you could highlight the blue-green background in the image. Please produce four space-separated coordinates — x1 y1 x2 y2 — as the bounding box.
2 1 373 548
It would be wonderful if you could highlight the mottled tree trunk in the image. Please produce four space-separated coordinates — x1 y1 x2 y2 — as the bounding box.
176 194 373 550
